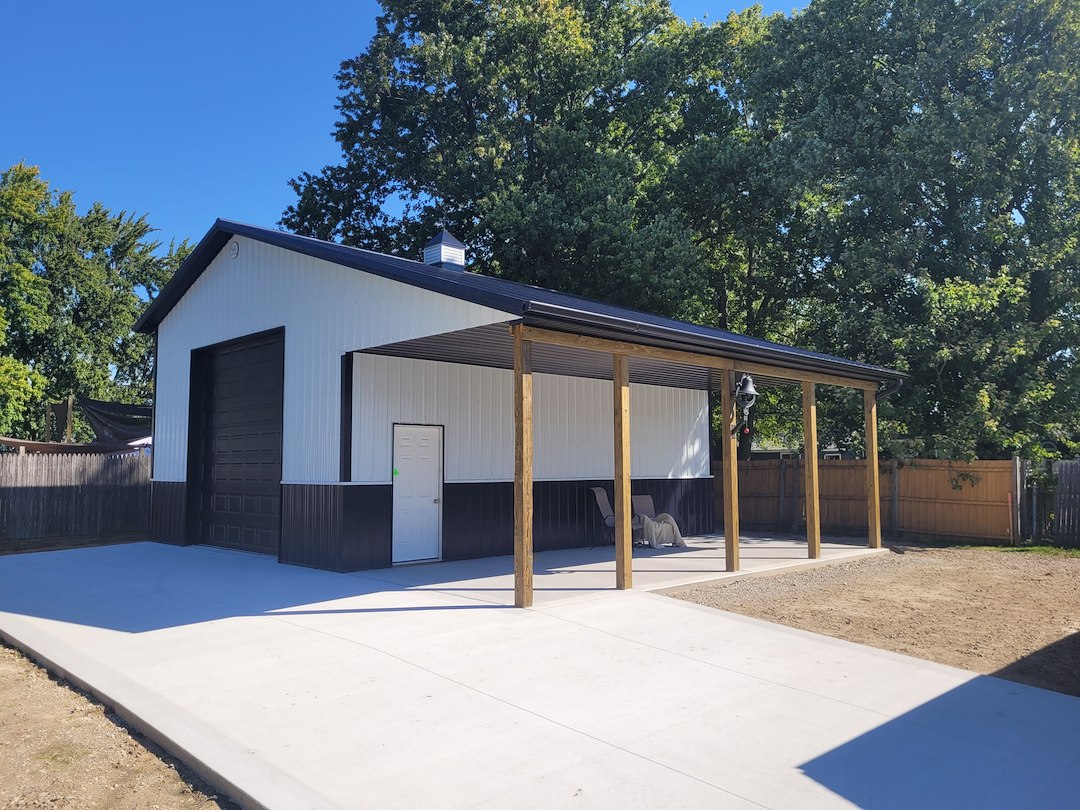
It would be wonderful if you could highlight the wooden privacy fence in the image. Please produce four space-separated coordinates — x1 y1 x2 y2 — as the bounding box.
0 453 151 552
715 458 1019 544
1052 460 1080 545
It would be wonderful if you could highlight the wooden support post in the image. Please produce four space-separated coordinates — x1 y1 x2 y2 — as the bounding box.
802 382 821 559
613 353 632 590
864 389 882 549
890 459 900 540
513 328 534 608
720 370 740 571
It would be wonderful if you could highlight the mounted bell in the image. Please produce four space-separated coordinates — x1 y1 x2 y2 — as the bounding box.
735 374 758 399
731 374 758 438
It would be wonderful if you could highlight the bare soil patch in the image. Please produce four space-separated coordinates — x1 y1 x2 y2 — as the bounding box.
0 643 234 809
671 545 1080 697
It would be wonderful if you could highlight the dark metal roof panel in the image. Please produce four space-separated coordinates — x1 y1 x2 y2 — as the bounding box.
135 219 906 386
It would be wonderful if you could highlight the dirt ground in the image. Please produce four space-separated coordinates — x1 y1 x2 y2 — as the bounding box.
673 544 1080 697
0 643 233 810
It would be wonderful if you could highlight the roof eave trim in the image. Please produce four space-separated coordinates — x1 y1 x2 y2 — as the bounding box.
134 219 232 334
521 302 907 386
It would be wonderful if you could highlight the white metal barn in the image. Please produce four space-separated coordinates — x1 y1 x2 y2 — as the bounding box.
137 220 903 605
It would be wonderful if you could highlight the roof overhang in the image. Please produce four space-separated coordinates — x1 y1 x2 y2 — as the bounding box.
359 322 901 393
518 304 900 388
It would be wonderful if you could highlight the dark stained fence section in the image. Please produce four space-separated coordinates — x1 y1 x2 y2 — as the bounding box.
1053 461 1080 546
0 453 151 552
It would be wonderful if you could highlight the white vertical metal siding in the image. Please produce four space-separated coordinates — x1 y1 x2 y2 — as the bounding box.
154 236 514 482
352 354 710 483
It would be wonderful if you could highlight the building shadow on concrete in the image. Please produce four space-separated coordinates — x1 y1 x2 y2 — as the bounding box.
0 542 506 633
799 637 1080 809
0 535 892 633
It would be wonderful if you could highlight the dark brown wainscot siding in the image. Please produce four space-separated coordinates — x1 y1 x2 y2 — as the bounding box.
280 484 392 572
149 480 188 546
634 478 714 537
339 485 393 571
155 478 709 572
441 482 515 561
442 477 713 561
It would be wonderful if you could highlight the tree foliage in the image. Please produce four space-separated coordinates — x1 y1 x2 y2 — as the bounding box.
0 163 189 440
755 0 1080 459
283 0 731 316
286 0 1080 461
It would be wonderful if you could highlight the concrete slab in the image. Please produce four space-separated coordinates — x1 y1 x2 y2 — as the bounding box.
358 532 883 607
1 542 1078 810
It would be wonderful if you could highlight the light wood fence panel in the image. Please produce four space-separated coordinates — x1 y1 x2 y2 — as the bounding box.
734 460 782 527
0 453 151 552
895 460 1014 543
715 458 1015 544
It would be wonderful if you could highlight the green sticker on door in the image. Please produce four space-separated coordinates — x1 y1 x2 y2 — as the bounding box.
393 467 399 477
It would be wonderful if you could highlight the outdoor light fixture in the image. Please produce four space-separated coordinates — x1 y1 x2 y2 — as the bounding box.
731 373 758 437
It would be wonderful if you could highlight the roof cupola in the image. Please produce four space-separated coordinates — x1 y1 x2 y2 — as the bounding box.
423 229 466 271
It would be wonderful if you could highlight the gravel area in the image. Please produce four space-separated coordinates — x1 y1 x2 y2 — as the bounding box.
0 643 234 810
671 545 1080 697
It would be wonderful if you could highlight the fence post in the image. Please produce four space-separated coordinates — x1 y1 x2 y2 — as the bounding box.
778 457 786 534
1031 476 1038 542
1012 456 1023 547
790 459 800 534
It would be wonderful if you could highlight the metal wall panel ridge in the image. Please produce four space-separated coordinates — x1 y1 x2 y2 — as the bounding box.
351 354 711 484
279 483 392 571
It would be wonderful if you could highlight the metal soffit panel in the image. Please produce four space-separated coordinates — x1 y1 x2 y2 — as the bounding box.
358 324 812 391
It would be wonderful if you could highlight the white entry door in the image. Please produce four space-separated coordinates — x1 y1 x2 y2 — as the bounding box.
392 424 443 563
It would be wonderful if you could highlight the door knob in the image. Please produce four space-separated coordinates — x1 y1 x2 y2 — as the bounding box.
433 498 440 503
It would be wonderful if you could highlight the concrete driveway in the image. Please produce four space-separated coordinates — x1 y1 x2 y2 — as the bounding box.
0 542 1077 809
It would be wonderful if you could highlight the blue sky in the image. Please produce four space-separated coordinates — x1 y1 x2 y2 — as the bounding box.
2 1 799 250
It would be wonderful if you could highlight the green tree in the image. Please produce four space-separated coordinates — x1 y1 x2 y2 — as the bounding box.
284 0 1080 461
754 0 1080 459
0 163 188 440
282 0 735 316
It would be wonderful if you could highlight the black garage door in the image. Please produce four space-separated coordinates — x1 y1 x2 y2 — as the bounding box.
189 330 284 555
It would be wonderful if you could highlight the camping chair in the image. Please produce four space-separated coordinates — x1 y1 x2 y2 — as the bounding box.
589 487 642 545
